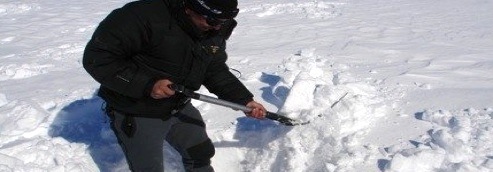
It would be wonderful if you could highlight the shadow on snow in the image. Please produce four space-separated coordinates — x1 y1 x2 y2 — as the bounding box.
48 92 125 172
259 72 290 109
215 72 293 148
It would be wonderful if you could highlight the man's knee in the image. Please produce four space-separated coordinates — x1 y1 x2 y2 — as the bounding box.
184 139 215 168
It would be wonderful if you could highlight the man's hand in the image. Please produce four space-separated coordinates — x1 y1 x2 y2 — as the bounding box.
245 101 266 119
150 79 175 99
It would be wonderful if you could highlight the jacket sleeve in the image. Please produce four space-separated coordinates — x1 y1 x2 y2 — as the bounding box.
83 6 154 99
202 43 254 105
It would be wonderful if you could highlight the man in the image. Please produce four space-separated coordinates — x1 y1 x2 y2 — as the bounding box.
83 0 266 171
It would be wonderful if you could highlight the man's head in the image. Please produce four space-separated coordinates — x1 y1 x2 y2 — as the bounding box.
184 0 239 32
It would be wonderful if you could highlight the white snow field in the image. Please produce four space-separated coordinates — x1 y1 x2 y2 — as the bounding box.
0 0 492 171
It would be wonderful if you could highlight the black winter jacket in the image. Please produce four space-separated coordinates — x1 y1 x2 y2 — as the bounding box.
83 0 253 118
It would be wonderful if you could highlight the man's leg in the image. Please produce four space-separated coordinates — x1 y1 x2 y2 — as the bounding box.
109 110 171 172
166 103 215 172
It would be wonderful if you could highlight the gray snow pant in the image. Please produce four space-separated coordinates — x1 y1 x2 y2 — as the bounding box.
107 103 215 172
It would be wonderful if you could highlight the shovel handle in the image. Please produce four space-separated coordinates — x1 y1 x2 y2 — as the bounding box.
170 84 308 126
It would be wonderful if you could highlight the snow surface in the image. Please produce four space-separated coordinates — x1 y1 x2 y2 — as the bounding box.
1 0 492 171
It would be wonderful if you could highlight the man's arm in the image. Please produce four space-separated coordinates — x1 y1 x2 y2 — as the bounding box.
201 38 266 119
83 7 155 99
202 52 253 105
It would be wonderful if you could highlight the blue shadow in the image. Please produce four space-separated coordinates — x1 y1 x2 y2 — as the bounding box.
259 72 289 109
214 72 293 149
48 94 124 171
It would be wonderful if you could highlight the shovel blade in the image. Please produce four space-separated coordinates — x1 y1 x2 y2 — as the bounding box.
265 112 310 126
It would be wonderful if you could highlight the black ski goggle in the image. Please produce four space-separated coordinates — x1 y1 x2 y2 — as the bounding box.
201 9 238 26
203 15 230 26
184 1 239 27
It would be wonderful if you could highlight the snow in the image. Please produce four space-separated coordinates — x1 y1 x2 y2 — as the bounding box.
1 0 492 171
